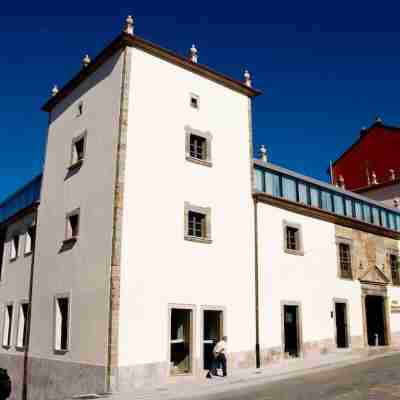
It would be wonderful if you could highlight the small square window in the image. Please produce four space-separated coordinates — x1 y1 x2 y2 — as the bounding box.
71 134 86 167
10 235 19 261
184 203 211 243
189 134 207 161
2 304 13 348
190 94 199 109
16 303 28 349
54 296 69 353
65 210 80 241
283 221 303 255
185 127 212 167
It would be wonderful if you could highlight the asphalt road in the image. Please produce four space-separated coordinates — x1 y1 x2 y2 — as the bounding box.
201 353 400 400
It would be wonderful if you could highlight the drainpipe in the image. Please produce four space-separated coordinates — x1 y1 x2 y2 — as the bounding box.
253 197 261 368
22 209 38 400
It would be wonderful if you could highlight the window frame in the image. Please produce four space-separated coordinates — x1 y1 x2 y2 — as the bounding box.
184 202 212 244
189 93 200 110
69 130 87 169
185 126 212 167
2 302 14 349
282 220 304 256
64 208 80 243
9 234 19 261
16 301 29 351
24 227 35 256
336 237 353 280
53 294 71 354
387 249 400 286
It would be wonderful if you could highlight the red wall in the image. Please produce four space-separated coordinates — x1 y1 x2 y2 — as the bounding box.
332 125 400 190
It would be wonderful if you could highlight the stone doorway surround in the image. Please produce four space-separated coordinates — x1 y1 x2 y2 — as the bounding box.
359 265 391 347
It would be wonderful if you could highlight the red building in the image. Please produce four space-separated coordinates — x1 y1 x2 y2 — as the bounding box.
331 118 400 192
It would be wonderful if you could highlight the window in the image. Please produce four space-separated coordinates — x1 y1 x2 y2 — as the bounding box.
333 194 344 215
255 169 264 192
0 233 5 281
371 207 380 225
2 304 13 348
189 94 199 109
65 210 80 241
298 182 308 205
381 210 388 229
345 198 353 217
338 243 352 279
265 171 281 197
188 211 205 238
310 187 319 208
283 221 303 255
71 133 86 166
54 296 70 352
184 203 211 243
185 127 212 167
282 177 296 202
76 102 84 117
24 227 35 255
390 254 400 286
354 202 363 220
189 135 207 160
10 235 19 261
363 204 371 223
16 302 29 349
321 191 333 212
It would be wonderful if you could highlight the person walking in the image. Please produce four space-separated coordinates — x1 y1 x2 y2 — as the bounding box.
213 336 228 377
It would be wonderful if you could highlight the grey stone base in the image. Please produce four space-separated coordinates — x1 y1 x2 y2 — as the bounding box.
0 353 106 400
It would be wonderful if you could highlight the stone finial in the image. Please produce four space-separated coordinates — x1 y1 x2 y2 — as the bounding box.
124 15 134 35
259 145 268 162
189 44 198 63
389 169 396 181
394 199 399 208
244 70 252 87
338 175 345 189
52 85 59 97
371 171 378 185
82 54 91 68
375 115 383 124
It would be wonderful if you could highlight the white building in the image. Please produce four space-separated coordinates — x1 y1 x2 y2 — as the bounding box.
0 17 399 400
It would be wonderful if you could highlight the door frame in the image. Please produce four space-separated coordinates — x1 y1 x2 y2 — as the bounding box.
167 303 196 376
332 298 351 349
199 305 226 371
281 300 303 357
361 284 391 347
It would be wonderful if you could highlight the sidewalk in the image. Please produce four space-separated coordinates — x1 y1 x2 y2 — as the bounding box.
74 346 400 400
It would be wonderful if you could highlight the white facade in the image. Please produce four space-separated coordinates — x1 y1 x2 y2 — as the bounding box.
0 22 399 400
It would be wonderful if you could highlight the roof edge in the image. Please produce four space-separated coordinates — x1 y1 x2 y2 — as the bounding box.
42 32 262 112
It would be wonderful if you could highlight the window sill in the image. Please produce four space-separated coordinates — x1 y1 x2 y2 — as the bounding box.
1 345 11 350
284 248 304 256
339 275 354 281
53 349 69 355
63 237 78 245
68 159 84 171
9 257 17 263
185 155 212 168
15 346 26 352
24 251 32 257
184 235 212 244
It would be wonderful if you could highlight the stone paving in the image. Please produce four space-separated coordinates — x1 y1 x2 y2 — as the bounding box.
76 346 400 400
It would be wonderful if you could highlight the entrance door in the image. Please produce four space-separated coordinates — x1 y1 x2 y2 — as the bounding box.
170 308 192 374
365 295 387 346
203 310 223 370
283 305 300 357
335 302 349 348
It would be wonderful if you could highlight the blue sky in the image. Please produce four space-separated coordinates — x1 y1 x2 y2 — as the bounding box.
1 1 400 201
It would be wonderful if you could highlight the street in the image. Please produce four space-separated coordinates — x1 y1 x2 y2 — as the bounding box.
201 353 400 400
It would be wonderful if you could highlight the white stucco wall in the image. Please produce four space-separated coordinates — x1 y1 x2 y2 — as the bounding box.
118 47 255 368
29 51 124 365
0 212 35 355
257 203 364 350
